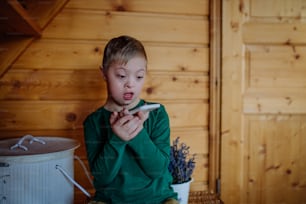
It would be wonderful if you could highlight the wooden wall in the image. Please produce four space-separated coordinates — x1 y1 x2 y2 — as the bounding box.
0 0 210 203
222 0 306 203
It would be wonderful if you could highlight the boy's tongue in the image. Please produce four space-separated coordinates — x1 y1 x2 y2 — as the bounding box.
123 93 133 100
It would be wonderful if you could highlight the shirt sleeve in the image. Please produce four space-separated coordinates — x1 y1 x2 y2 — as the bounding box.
127 105 171 179
83 114 127 186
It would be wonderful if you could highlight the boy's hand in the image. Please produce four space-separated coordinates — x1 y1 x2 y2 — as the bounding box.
110 108 148 141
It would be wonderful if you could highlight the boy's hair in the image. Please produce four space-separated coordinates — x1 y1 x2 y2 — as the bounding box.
102 35 147 71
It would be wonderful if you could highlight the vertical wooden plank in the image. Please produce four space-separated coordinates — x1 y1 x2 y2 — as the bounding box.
221 0 246 202
208 0 222 195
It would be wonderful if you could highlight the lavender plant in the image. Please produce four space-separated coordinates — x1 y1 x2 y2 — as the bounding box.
168 137 196 184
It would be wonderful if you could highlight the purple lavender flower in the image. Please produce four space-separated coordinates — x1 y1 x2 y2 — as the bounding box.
168 137 196 184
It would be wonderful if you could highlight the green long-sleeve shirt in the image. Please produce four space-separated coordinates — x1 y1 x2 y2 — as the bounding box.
83 100 177 204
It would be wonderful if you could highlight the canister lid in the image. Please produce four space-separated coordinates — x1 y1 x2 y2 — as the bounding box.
0 136 80 156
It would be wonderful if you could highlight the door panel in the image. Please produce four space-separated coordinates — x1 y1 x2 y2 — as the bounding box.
222 0 306 203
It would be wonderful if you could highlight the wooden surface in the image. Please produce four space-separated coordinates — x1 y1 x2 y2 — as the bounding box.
208 0 222 193
0 36 33 77
0 0 211 202
0 0 41 36
222 0 306 203
66 0 209 16
0 0 68 77
42 9 208 44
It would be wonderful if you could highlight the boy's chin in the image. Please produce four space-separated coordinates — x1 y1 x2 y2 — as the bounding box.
122 99 139 107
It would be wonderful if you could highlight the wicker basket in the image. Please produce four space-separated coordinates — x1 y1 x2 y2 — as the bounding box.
188 191 223 204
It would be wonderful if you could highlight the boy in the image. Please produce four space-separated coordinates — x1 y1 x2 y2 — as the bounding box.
83 35 178 204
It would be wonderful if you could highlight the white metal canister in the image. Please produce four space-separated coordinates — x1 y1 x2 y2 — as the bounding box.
0 135 83 204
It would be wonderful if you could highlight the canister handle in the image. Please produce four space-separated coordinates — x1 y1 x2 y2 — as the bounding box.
10 134 46 151
55 165 91 198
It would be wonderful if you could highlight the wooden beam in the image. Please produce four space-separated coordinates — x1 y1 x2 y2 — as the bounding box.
0 36 33 78
0 0 42 37
208 0 222 195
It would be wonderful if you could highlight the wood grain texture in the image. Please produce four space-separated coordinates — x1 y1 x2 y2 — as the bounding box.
244 92 306 114
243 22 306 44
42 9 209 44
0 69 208 100
0 0 41 36
222 0 306 203
0 100 208 130
250 0 306 17
0 0 211 199
11 39 209 72
24 0 70 28
221 0 245 202
0 37 33 78
66 0 209 16
246 115 306 203
246 46 306 88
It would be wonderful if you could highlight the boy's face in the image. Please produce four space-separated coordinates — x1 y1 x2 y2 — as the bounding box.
104 55 147 108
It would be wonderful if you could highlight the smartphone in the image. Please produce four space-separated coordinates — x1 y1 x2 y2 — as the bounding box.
129 104 160 115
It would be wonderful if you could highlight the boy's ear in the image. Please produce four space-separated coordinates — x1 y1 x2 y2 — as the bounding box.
99 65 107 80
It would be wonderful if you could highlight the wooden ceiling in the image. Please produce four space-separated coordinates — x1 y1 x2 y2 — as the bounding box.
0 0 69 77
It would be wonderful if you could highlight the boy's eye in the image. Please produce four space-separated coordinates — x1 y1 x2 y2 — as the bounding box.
117 74 126 78
137 76 144 79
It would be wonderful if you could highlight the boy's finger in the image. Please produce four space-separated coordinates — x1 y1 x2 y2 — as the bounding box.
109 112 118 124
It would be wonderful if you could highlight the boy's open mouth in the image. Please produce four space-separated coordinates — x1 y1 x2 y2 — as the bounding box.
123 92 133 100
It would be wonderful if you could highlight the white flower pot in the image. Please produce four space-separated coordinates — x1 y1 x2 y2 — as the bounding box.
171 179 193 204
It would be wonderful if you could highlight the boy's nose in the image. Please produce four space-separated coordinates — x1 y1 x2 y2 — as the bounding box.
125 77 135 87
